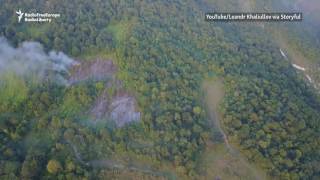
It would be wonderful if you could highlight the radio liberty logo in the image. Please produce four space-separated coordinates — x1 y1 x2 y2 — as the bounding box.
14 10 61 23
16 10 24 22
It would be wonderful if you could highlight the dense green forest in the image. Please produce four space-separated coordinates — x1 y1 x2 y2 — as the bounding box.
0 0 319 179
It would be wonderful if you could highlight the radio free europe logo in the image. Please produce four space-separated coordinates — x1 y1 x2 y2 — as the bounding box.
16 9 61 23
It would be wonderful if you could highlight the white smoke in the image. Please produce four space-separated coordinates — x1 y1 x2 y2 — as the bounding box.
0 37 78 85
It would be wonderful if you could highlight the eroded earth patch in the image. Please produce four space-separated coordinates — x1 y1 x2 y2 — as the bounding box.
69 58 140 127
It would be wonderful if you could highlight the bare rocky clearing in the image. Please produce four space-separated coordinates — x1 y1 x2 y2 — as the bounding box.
69 59 117 84
69 58 140 127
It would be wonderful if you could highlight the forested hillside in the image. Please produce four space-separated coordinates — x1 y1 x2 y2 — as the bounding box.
0 0 319 179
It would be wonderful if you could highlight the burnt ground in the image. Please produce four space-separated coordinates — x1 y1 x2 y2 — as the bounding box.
69 59 117 84
69 58 140 127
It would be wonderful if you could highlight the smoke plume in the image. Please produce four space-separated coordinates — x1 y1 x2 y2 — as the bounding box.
0 37 78 85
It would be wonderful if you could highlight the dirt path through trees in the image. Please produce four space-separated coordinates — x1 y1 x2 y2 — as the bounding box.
202 79 267 180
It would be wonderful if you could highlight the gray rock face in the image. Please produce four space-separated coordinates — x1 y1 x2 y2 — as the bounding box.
90 90 140 127
70 58 140 127
110 93 141 127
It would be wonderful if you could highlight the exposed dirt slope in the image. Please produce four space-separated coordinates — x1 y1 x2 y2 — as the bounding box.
69 58 140 127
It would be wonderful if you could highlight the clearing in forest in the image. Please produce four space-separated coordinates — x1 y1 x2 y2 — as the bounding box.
198 78 267 180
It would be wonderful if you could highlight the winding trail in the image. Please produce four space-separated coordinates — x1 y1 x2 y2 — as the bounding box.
203 80 234 153
203 79 267 180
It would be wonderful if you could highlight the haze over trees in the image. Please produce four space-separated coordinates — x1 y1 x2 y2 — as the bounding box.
0 0 319 179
